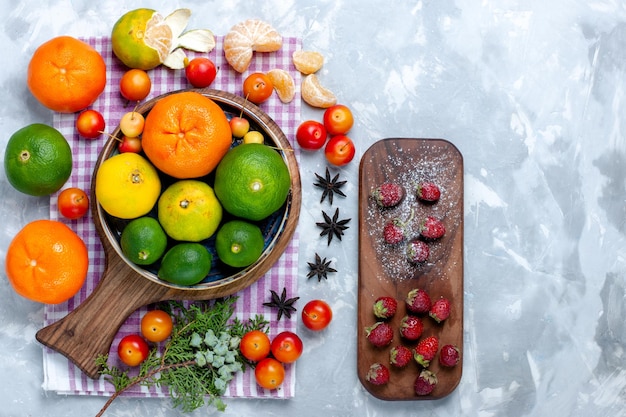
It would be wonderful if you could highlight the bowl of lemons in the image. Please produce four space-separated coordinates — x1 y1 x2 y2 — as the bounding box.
91 88 301 297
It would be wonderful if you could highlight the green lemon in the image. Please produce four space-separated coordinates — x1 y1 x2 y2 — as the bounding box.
4 123 72 196
215 220 265 268
120 217 168 265
157 180 223 242
158 243 212 286
214 143 291 221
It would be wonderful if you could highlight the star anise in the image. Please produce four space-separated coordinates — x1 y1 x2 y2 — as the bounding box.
307 253 337 282
316 208 351 246
263 288 300 321
314 167 347 204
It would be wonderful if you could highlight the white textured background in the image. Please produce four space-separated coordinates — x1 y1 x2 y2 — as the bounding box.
2 0 626 416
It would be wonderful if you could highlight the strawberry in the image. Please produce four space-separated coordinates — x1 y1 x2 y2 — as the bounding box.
419 216 445 240
414 335 438 367
365 362 390 385
414 369 438 395
383 209 414 244
389 345 412 368
383 220 405 244
371 182 405 208
416 181 441 203
373 296 397 319
439 344 460 367
365 322 394 347
400 315 423 341
406 288 432 315
429 297 451 323
406 239 430 263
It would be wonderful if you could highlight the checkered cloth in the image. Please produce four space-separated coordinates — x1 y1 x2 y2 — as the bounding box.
43 36 301 399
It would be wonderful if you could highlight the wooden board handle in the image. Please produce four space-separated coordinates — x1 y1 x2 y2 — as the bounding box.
35 256 171 379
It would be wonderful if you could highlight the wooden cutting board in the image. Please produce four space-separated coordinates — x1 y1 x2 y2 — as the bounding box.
35 89 301 379
357 138 463 400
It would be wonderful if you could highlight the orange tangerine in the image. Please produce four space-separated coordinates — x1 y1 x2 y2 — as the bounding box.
27 36 106 113
141 91 232 179
5 220 89 304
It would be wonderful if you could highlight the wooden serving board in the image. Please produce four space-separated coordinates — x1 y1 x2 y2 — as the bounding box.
357 138 463 400
35 89 301 379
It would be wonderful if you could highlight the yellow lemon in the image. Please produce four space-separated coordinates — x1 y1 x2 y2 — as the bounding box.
95 153 161 219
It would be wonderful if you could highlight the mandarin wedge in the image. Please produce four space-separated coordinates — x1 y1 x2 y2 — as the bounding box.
292 50 324 74
301 74 337 108
267 69 296 103
223 19 282 73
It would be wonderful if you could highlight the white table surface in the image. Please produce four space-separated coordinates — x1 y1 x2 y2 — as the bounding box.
2 0 626 416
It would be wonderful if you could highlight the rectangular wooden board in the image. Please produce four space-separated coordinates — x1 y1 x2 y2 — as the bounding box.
357 138 464 400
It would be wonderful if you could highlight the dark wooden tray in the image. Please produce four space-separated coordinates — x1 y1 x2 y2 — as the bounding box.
357 138 463 400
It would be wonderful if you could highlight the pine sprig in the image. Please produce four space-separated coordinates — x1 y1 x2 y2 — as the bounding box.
96 297 268 416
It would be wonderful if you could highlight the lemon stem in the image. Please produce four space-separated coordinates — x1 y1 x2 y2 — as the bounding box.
231 243 241 254
19 150 31 162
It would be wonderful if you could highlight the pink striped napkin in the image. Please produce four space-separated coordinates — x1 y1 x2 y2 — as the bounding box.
43 35 301 399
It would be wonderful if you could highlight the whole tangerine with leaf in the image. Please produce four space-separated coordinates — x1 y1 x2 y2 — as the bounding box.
27 36 106 113
141 91 232 179
5 220 89 304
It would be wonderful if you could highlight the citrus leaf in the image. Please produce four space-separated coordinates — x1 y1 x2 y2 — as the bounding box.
162 48 188 70
164 8 191 41
174 29 216 53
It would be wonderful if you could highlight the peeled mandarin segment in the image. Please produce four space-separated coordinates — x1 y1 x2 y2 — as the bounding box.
145 12 174 61
223 19 283 73
292 50 324 74
267 69 296 103
301 74 337 109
